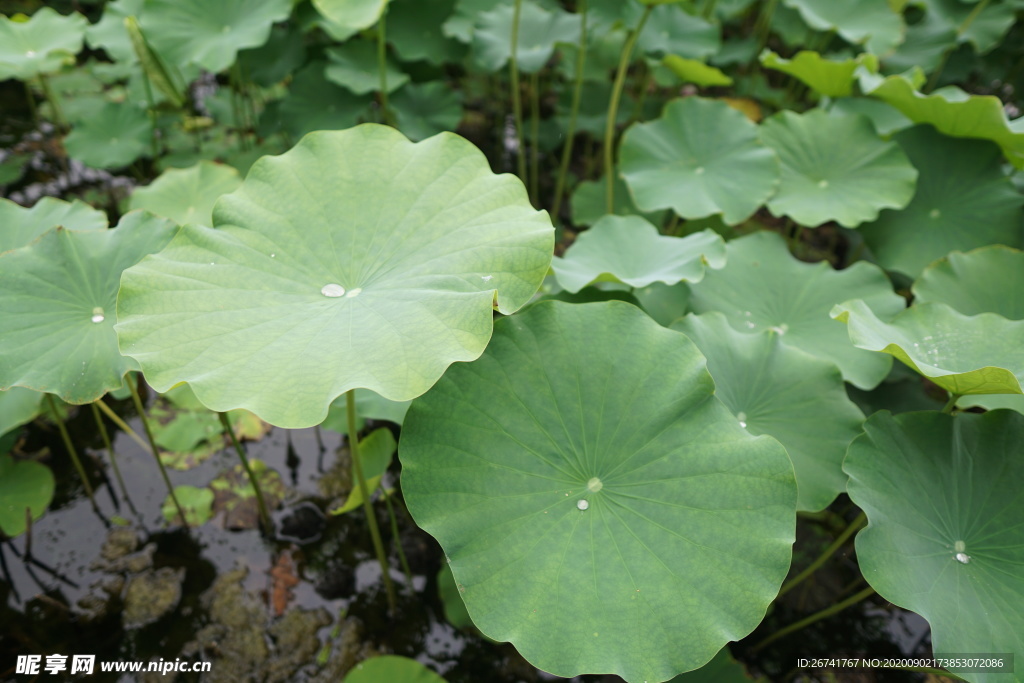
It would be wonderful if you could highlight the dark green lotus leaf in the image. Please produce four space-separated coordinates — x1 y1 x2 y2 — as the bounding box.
672 313 862 512
210 459 286 530
0 211 177 404
313 0 388 33
0 388 44 436
0 197 107 254
117 125 553 428
863 73 1024 168
392 82 464 142
918 0 1016 55
85 0 142 63
162 485 214 526
688 231 903 389
620 97 779 226
827 98 913 136
437 564 474 631
552 215 725 292
832 300 1024 397
780 0 904 56
389 0 465 64
471 0 578 73
140 0 291 73
237 24 306 87
0 8 86 80
64 102 153 170
343 656 447 683
913 246 1024 320
857 126 1024 277
401 301 796 682
661 56 732 87
0 454 55 537
570 176 666 227
759 110 917 228
845 410 1024 682
129 162 243 228
329 428 396 515
277 62 373 138
325 40 410 95
636 5 720 60
760 50 878 97
668 647 764 682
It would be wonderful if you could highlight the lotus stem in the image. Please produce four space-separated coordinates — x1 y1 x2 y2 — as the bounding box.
942 393 962 414
90 402 134 511
346 389 397 612
218 411 271 533
926 0 990 92
377 7 393 126
126 375 186 525
604 5 653 214
510 0 527 186
139 68 160 159
229 63 250 152
38 74 66 131
529 71 541 207
778 511 866 598
752 584 876 651
94 397 150 453
701 0 718 20
44 394 97 510
551 0 588 224
380 483 414 588
753 0 780 55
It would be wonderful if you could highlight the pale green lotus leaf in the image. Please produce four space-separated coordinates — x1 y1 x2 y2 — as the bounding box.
827 98 913 136
845 410 1024 683
64 102 153 169
313 0 389 33
162 485 214 527
391 82 464 142
857 125 1023 277
760 50 878 97
687 231 903 389
116 125 553 428
759 109 918 228
0 8 86 80
129 161 242 227
85 0 143 63
329 428 396 515
552 215 725 292
570 176 666 227
661 55 732 86
343 656 447 683
636 5 720 60
831 300 1024 396
471 0 579 73
325 40 410 95
401 300 796 682
0 211 177 404
0 388 44 437
619 97 780 226
0 197 107 254
780 0 905 56
0 454 55 537
913 246 1024 320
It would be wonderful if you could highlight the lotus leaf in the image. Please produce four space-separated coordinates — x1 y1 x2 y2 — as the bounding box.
400 301 796 682
330 428 396 514
760 50 878 97
0 211 177 403
391 82 464 142
0 454 55 537
570 176 666 227
210 460 286 530
552 215 725 292
471 0 579 73
913 246 1024 320
919 0 1017 54
322 389 411 434
85 0 143 63
634 282 691 326
687 231 903 389
343 656 447 683
0 8 87 81
162 485 214 526
277 63 372 138
827 98 912 136
845 410 1024 682
116 125 553 428
661 56 732 87
668 648 763 682
780 0 904 56
437 564 474 631
635 5 720 60
313 0 389 34
325 40 410 95
388 0 465 65
0 388 44 436
64 102 153 170
129 162 242 228
237 24 307 88
619 97 780 225
759 110 918 228
0 197 106 254
857 125 1023 277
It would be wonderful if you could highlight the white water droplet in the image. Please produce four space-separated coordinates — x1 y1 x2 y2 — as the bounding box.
955 552 970 564
26 50 36 57
321 283 345 298
91 307 105 324
270 253 276 258
745 321 756 329
481 275 493 282
769 323 788 335
345 287 362 298
737 411 747 429
587 477 603 493
694 167 705 175
818 179 829 188
577 499 589 511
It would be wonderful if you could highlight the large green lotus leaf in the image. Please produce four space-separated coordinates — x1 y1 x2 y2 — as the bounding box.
471 0 578 73
0 212 177 403
636 5 720 60
128 162 243 228
343 656 447 683
844 410 1024 682
672 313 861 512
400 301 796 682
832 300 1024 396
760 50 878 97
116 125 553 429
619 98 780 226
85 0 143 63
313 0 388 33
0 388 44 436
759 110 918 228
857 126 1024 277
277 62 372 138
0 454 55 537
913 246 1024 320
391 82 464 142
780 0 904 56
140 0 291 74
325 40 410 95
0 197 107 254
64 102 153 170
0 8 86 81
687 231 902 389
918 0 1016 55
388 0 465 65
863 73 1024 168
552 215 725 293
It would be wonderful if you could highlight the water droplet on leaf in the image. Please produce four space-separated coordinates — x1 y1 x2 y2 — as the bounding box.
587 477 602 493
956 552 970 564
577 499 589 511
321 283 345 298
737 411 747 429
91 307 105 324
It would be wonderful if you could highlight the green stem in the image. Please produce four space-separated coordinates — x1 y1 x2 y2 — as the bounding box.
942 393 962 414
551 0 588 224
778 511 866 598
38 74 65 131
510 0 527 186
45 395 97 509
139 68 160 159
701 0 718 20
229 64 249 152
127 375 185 525
754 0 780 55
218 412 270 533
664 213 681 236
94 397 150 453
753 585 876 652
346 389 397 612
529 71 541 207
377 7 392 126
380 483 414 588
90 403 132 509
605 5 653 214
926 0 990 92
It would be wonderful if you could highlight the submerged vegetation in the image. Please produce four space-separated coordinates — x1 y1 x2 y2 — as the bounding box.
1 0 1023 681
